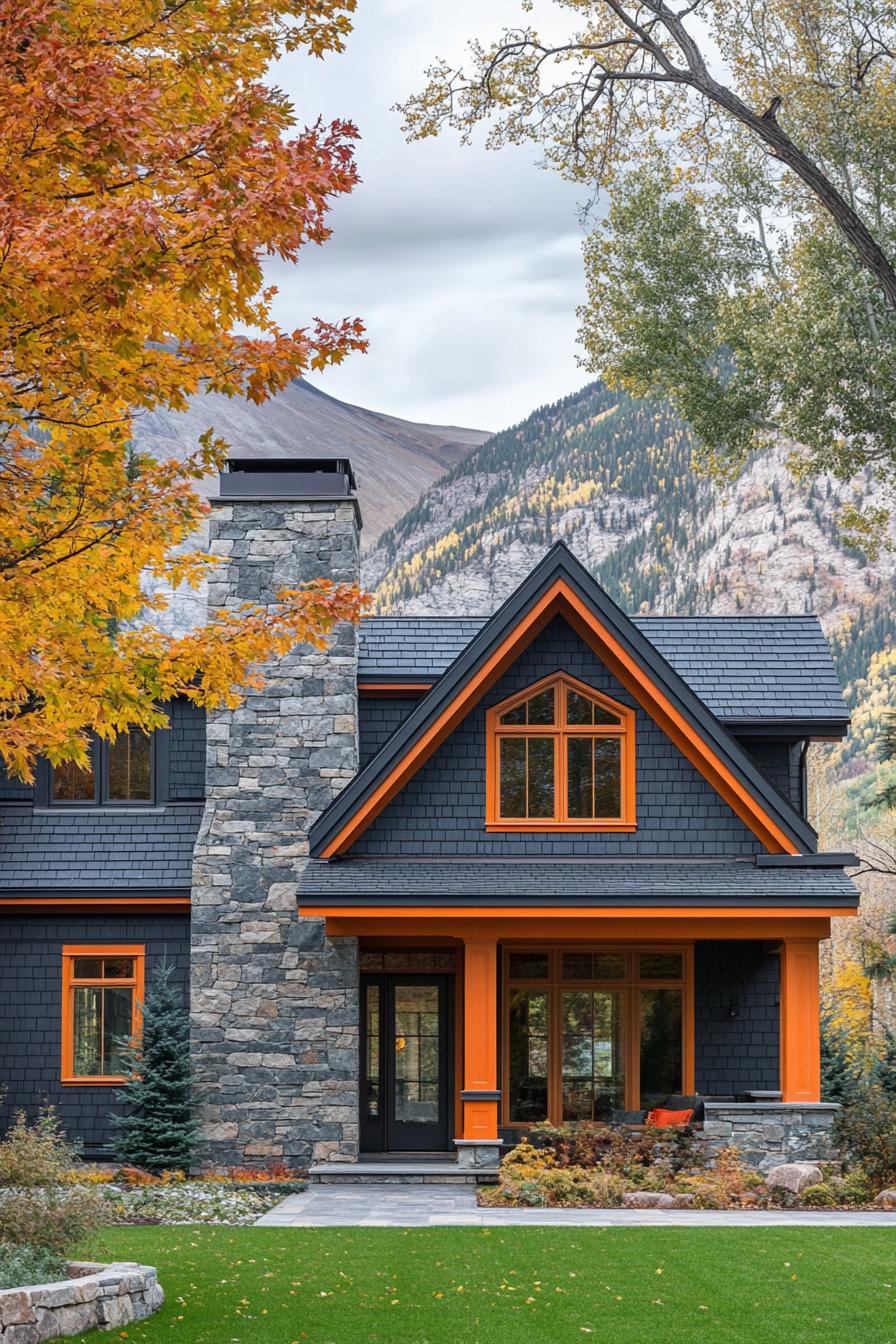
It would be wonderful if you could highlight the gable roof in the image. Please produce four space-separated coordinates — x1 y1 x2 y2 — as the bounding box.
358 615 848 732
312 543 820 858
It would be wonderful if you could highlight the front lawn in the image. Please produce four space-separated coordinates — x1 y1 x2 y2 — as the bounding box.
77 1226 896 1343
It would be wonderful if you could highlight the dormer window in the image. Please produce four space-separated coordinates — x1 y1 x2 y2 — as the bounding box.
486 674 636 831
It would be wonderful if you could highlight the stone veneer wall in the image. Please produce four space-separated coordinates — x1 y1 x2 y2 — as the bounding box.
191 496 361 1168
696 1103 839 1172
0 1261 163 1339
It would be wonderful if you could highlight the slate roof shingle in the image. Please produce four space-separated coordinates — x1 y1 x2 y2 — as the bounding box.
0 803 201 890
358 615 847 723
299 857 859 906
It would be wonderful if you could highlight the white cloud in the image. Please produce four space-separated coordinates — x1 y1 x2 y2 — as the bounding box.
265 0 591 430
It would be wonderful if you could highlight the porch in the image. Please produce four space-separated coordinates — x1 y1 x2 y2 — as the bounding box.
303 904 841 1170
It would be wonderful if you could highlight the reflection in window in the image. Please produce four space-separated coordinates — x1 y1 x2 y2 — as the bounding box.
639 953 684 980
508 951 550 980
63 951 142 1081
561 952 626 981
639 988 683 1108
567 737 622 818
508 989 549 1123
562 990 625 1121
52 758 95 803
499 737 555 818
365 983 380 1119
393 984 440 1124
107 731 152 801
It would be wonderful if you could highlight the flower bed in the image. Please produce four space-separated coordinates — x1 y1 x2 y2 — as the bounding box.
98 1180 292 1226
479 1124 891 1211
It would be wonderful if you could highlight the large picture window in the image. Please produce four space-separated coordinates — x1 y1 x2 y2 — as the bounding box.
61 946 144 1084
503 946 692 1123
486 674 635 831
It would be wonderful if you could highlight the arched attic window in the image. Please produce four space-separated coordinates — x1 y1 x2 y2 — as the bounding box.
485 673 636 831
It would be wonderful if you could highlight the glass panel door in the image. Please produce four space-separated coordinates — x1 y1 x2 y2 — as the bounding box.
561 989 625 1121
639 987 683 1109
360 974 452 1152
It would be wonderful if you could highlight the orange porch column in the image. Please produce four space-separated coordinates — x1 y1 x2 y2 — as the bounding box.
460 937 500 1141
780 938 822 1103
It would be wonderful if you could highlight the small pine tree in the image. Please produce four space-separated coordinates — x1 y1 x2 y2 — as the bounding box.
873 1028 896 1099
820 1014 858 1103
112 961 199 1173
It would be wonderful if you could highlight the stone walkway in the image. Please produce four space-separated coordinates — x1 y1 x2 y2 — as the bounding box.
255 1184 896 1228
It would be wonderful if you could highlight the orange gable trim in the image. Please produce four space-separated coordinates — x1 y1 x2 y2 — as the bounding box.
320 578 801 857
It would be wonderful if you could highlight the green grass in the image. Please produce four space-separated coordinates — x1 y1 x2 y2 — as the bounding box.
78 1226 896 1344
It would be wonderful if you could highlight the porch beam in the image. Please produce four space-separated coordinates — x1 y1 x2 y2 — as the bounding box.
780 938 822 1103
315 913 837 942
461 938 499 1142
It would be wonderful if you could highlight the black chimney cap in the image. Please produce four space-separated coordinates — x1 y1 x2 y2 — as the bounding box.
219 456 357 499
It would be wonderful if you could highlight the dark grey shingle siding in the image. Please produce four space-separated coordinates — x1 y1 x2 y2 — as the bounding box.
358 614 846 722
166 699 206 801
0 914 190 1154
695 941 780 1095
359 698 421 768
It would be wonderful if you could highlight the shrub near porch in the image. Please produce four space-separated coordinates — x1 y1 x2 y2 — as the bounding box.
480 1125 878 1210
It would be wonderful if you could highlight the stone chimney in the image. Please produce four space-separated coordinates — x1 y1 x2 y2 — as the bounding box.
191 458 361 1169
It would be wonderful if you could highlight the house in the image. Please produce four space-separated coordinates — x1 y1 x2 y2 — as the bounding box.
0 457 859 1171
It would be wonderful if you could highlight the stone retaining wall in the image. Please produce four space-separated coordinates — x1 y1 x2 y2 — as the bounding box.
696 1103 839 1172
0 1261 163 1340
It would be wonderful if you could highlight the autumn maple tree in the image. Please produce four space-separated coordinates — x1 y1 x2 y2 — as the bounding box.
0 0 369 780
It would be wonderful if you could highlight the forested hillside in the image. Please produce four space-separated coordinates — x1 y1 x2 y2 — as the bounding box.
367 381 896 775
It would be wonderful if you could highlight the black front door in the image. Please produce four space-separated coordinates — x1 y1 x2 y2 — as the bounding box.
360 974 452 1152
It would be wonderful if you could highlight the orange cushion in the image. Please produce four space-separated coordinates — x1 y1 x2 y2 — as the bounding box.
647 1107 694 1127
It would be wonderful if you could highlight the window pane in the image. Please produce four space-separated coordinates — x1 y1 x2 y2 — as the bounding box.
595 953 626 979
73 986 102 1076
508 951 550 980
561 952 594 980
561 952 627 980
527 688 555 725
566 690 593 725
103 987 134 1074
365 983 380 1119
562 990 625 1122
527 737 555 818
508 989 549 1123
639 953 683 981
72 958 103 979
102 958 135 980
499 738 526 817
593 704 621 725
107 731 151 801
567 737 594 818
53 758 95 802
500 704 526 725
639 988 683 1108
593 737 622 816
393 985 439 1125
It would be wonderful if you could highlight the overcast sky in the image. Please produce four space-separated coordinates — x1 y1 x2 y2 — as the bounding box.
267 0 589 433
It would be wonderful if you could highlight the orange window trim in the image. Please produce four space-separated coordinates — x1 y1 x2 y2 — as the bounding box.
61 944 145 1086
501 944 695 1124
320 579 800 857
485 671 636 831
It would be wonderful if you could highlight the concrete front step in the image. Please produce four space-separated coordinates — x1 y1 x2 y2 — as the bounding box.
308 1161 498 1185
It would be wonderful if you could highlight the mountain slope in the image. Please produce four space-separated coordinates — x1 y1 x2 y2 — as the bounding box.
366 381 896 768
132 378 490 546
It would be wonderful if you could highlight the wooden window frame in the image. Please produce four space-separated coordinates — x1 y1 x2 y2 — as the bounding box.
61 945 145 1085
486 672 636 831
501 944 694 1126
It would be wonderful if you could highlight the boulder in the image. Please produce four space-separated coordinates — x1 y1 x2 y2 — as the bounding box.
874 1188 896 1208
765 1162 823 1195
622 1191 676 1209
670 1193 696 1209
